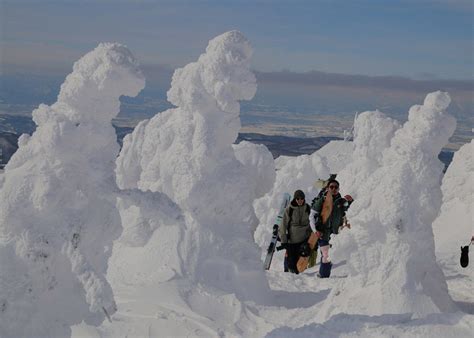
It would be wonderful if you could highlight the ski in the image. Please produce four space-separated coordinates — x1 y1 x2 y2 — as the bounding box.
264 192 291 270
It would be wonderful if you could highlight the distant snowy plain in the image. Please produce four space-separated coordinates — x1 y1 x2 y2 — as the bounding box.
0 31 471 338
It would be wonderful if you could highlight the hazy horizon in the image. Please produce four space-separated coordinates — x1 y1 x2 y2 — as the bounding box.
0 65 472 150
2 0 473 80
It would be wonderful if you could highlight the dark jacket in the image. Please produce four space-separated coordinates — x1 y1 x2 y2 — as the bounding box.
311 192 351 241
279 200 312 244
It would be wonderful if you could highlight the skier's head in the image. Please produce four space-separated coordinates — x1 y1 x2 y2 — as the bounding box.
293 190 305 205
327 179 340 195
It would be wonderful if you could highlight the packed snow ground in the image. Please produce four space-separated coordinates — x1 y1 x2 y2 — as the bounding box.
0 31 472 337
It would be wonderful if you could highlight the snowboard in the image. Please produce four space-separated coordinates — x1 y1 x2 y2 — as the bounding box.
264 192 291 270
296 231 321 272
297 189 333 273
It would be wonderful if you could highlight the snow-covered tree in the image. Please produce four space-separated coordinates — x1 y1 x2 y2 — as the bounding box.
115 31 274 303
0 43 145 337
433 140 474 264
319 91 457 319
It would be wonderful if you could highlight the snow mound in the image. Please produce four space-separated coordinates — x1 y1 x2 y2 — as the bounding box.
313 140 355 174
0 43 144 337
319 91 457 319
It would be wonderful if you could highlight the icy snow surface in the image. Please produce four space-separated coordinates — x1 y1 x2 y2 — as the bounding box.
0 31 472 338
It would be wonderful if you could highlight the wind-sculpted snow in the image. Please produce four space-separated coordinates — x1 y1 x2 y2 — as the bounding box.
0 43 145 337
108 189 184 286
318 91 457 319
336 111 400 191
115 31 274 307
116 30 257 202
233 141 276 200
116 189 183 248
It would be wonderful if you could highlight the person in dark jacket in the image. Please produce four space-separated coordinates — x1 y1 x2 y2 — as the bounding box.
310 179 353 277
279 189 312 274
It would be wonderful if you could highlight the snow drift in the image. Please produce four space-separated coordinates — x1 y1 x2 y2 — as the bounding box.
0 43 145 337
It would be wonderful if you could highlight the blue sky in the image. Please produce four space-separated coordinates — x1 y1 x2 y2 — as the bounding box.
2 0 473 79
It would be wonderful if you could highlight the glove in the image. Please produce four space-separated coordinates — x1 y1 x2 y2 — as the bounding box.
315 222 325 232
299 242 311 257
313 212 320 223
460 245 469 268
344 195 353 202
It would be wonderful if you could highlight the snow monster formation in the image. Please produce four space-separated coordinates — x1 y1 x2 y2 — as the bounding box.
115 31 275 304
319 91 457 320
0 43 145 337
433 139 474 263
